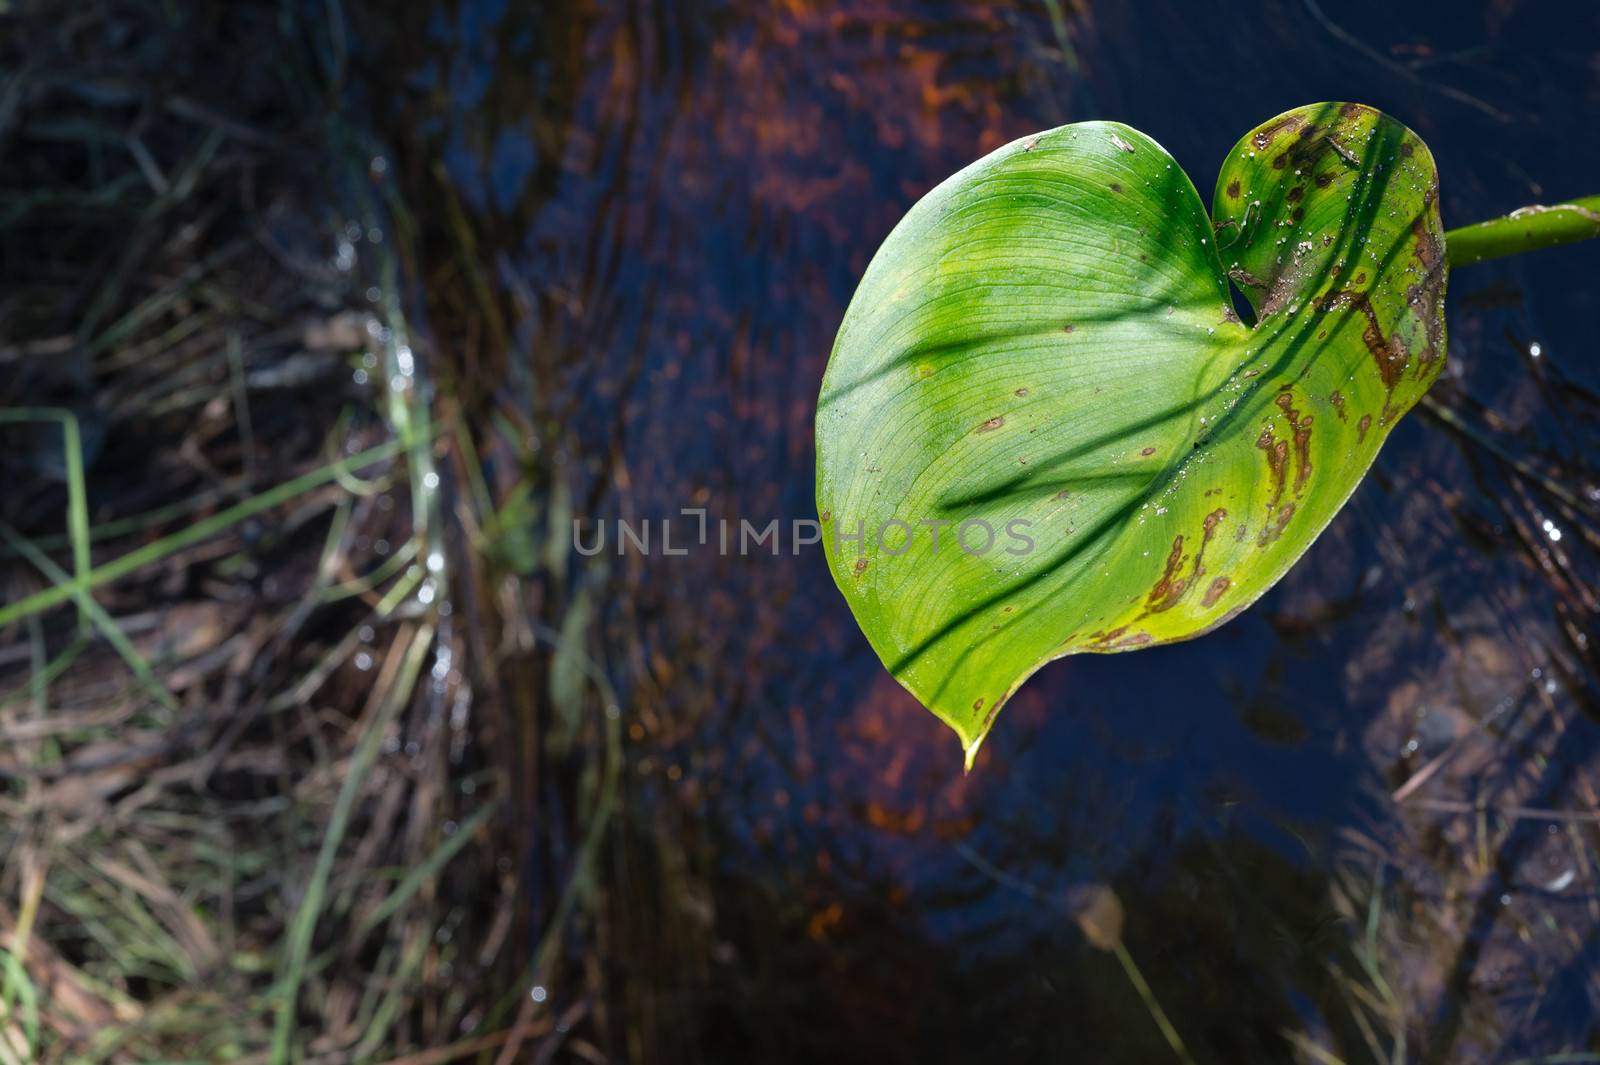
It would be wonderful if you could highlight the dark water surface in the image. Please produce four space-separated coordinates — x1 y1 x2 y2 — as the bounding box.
360 2 1600 1060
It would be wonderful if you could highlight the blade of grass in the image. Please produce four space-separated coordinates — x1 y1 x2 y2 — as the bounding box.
296 787 502 988
372 561 425 617
0 409 91 635
365 1020 551 1065
269 621 434 1065
352 794 501 940
326 409 394 497
321 539 418 605
0 438 407 629
0 950 40 1065
1284 1031 1352 1065
0 636 88 714
77 129 227 345
226 330 257 487
0 522 178 712
348 928 428 1060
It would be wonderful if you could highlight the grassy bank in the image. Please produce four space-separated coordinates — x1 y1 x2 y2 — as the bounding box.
0 3 565 1060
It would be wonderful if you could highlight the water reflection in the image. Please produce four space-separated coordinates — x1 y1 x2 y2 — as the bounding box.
357 0 1600 1059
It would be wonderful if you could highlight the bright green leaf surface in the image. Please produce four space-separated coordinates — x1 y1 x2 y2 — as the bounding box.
815 103 1447 764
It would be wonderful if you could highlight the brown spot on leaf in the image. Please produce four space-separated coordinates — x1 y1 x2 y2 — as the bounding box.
1357 413 1372 443
820 511 832 523
1192 507 1227 582
1272 153 1288 170
1411 210 1445 272
1140 446 1157 456
976 416 1005 434
1226 179 1240 198
1202 576 1232 608
1146 536 1189 612
1258 254 1313 318
1400 141 1414 157
1255 417 1296 545
1315 172 1333 188
853 558 868 578
1062 323 1076 334
1314 290 1408 390
1274 391 1314 495
1143 507 1228 616
1286 186 1303 203
1015 387 1029 397
1260 502 1295 545
1109 182 1123 193
1328 390 1347 421
1407 278 1446 365
1084 626 1152 650
1252 114 1303 149
1256 424 1289 511
1407 199 1447 364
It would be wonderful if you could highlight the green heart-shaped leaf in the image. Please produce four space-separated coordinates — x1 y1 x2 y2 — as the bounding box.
815 103 1447 765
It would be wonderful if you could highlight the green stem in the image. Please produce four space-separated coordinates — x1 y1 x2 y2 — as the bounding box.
1113 942 1197 1065
1445 194 1600 267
